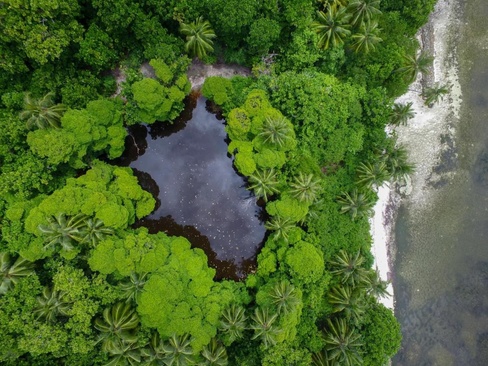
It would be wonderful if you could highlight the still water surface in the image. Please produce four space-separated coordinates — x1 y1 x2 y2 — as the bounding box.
393 0 488 364
117 96 266 280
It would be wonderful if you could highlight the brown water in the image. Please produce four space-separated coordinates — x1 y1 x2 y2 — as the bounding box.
116 95 266 280
393 0 488 364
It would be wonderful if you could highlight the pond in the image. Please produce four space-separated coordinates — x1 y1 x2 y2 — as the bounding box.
116 94 267 280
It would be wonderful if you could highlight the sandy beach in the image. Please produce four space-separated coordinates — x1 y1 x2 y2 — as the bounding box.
370 0 462 310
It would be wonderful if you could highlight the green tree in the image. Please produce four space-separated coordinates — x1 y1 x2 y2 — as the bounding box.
389 102 415 126
397 51 433 83
200 338 228 366
289 172 322 204
366 270 390 300
95 302 140 350
19 92 66 130
328 286 365 324
350 21 382 54
268 281 300 314
383 145 414 181
219 304 247 344
37 213 86 253
250 308 281 348
33 287 71 322
162 334 195 366
347 0 382 27
311 6 351 50
330 250 370 288
322 318 363 366
0 252 35 295
179 17 217 59
337 189 375 220
422 84 449 106
248 169 280 202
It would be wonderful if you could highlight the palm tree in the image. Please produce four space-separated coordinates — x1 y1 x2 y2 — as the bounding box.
347 0 382 27
311 6 352 50
95 302 140 350
200 338 228 366
268 280 300 314
118 272 149 304
383 146 415 181
104 338 142 366
311 349 333 366
179 17 216 59
141 332 166 366
350 21 382 54
265 216 295 242
38 213 87 253
367 270 390 300
219 304 247 343
258 116 293 148
161 334 195 366
289 172 322 204
19 92 66 130
33 287 72 322
0 253 35 295
250 308 281 348
422 84 449 106
248 169 280 202
322 318 363 366
328 286 365 324
329 250 370 288
389 102 415 126
336 189 375 220
81 218 113 247
397 51 434 83
355 161 390 189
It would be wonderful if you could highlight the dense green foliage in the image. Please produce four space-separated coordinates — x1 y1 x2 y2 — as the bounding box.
0 0 436 363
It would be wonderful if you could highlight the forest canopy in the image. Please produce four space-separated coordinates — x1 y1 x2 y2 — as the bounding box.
0 0 433 364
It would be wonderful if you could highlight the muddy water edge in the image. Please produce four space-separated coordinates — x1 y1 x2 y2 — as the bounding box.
393 0 488 365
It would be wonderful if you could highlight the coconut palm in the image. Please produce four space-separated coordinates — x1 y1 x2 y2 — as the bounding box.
219 304 247 343
200 338 228 366
118 272 149 304
268 280 301 314
336 189 375 220
322 318 363 366
355 161 390 189
33 287 72 322
397 51 434 83
311 6 352 50
383 146 415 181
258 116 293 148
328 286 365 324
250 308 281 348
389 102 415 126
0 253 35 295
19 92 66 130
350 21 382 54
422 84 449 106
330 250 370 288
367 270 390 300
161 334 195 366
318 0 349 10
38 213 87 253
179 17 216 59
141 332 166 366
311 349 333 366
248 169 280 202
347 0 382 27
104 338 142 366
289 172 322 204
81 218 113 247
95 302 140 350
265 216 295 242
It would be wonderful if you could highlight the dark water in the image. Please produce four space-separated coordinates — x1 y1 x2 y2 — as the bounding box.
116 95 266 280
393 0 488 364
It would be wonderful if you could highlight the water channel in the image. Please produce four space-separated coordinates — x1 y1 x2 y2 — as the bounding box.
393 0 488 364
116 95 266 280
